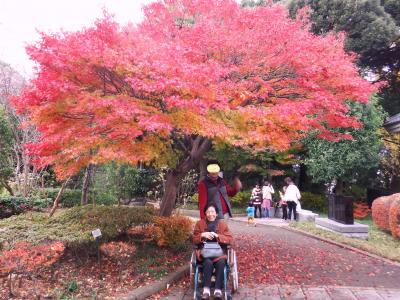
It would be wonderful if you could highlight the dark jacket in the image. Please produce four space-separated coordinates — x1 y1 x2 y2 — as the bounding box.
198 177 238 219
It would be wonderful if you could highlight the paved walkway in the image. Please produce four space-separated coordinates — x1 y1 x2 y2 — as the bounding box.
178 209 290 227
162 284 400 299
231 216 290 227
158 212 400 299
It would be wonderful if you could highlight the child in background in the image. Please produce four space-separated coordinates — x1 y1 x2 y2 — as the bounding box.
279 186 288 220
246 202 256 226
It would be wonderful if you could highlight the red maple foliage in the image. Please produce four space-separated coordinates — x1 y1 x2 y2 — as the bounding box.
13 0 377 215
353 201 370 219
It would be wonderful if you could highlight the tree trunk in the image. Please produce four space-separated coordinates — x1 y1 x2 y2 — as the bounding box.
159 136 211 216
8 273 13 298
198 158 207 183
49 177 70 217
298 164 308 191
14 147 21 192
81 164 94 205
0 179 14 195
22 155 29 197
159 170 179 216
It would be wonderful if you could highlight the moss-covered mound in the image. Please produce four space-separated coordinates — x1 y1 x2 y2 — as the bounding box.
0 205 154 250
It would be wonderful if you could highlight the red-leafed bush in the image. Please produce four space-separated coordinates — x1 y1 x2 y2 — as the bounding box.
353 201 370 219
389 194 400 239
372 195 396 232
148 215 193 249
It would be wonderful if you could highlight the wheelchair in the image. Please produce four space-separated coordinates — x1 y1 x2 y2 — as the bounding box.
189 245 239 300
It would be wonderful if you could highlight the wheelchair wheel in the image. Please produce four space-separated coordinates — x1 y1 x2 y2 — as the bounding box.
230 251 239 293
193 266 200 300
190 252 196 289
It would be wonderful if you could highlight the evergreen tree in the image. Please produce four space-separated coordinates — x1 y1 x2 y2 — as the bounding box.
288 0 400 115
0 108 13 194
303 97 386 192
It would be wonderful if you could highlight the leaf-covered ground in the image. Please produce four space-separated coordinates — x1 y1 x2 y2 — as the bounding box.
0 241 191 299
231 221 400 288
156 220 400 300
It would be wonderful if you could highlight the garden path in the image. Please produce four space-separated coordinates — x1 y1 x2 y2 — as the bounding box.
158 218 400 299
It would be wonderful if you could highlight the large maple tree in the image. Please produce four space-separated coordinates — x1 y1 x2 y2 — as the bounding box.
14 0 377 216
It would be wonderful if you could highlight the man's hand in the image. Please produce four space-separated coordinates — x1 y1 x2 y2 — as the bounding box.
233 177 242 191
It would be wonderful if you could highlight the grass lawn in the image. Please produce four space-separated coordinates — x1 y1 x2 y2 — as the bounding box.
290 215 400 262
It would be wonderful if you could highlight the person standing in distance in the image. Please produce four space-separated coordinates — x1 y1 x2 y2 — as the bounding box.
198 162 242 220
251 183 263 218
262 180 275 218
284 177 301 221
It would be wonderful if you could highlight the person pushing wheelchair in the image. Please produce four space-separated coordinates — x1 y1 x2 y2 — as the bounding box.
193 203 233 299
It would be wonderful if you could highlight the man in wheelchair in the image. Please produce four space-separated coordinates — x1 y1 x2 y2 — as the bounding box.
192 203 234 299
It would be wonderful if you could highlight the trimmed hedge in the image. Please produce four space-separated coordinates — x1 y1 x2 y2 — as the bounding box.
300 192 327 213
372 194 396 232
35 188 117 207
35 188 82 207
0 205 155 250
389 194 400 239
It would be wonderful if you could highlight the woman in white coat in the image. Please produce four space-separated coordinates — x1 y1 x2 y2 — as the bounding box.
283 177 301 220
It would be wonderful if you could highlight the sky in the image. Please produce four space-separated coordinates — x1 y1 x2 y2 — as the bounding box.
0 0 155 78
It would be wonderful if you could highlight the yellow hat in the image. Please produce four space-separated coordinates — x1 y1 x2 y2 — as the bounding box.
207 164 220 173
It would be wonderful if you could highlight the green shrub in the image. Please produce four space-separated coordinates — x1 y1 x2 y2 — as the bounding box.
190 193 198 204
31 198 53 209
230 190 252 208
95 164 159 201
35 188 82 207
301 192 327 213
94 191 117 206
37 188 117 207
0 206 155 250
343 184 366 201
0 196 52 218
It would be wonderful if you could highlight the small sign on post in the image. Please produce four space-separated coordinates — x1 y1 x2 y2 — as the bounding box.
92 228 102 264
92 228 102 239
